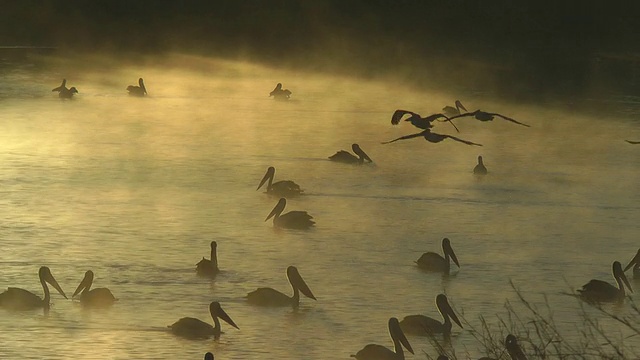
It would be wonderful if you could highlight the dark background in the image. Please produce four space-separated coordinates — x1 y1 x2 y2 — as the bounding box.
2 1 639 99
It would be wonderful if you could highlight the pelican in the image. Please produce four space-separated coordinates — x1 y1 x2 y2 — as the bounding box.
446 110 530 127
391 109 459 132
351 317 414 360
623 248 640 278
127 78 147 96
474 155 488 175
626 140 640 144
442 100 468 117
578 261 632 303
52 79 67 92
204 353 214 360
505 335 528 360
247 265 316 308
0 266 67 310
59 86 78 98
415 238 460 274
329 144 373 164
196 241 220 278
265 198 315 229
269 83 292 99
257 166 303 198
382 128 482 146
72 270 117 307
169 301 239 339
399 294 462 337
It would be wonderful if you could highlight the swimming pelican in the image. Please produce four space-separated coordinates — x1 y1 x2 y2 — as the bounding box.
0 266 67 310
626 140 640 144
415 238 460 275
169 301 239 339
247 265 316 308
391 110 459 132
578 261 632 303
257 166 303 198
72 270 117 307
265 198 315 229
474 155 488 175
623 248 640 278
52 79 67 92
269 83 292 99
442 100 468 117
204 353 214 360
382 128 482 146
505 335 528 360
399 294 462 337
59 86 78 98
127 78 147 96
329 144 373 164
196 241 220 278
351 317 414 360
446 110 530 127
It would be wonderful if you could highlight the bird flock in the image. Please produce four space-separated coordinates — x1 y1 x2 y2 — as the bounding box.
0 80 638 360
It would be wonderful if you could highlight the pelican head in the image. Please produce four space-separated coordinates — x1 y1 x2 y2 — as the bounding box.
72 270 95 298
624 248 640 275
505 334 527 360
287 265 316 301
265 197 287 222
454 100 467 113
352 144 373 163
389 317 413 355
257 166 276 191
40 266 68 300
442 238 460 268
613 261 633 293
270 83 283 96
204 353 214 360
436 294 462 330
210 301 239 330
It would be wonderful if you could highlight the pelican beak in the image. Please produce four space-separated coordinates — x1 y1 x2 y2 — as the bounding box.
211 302 239 330
455 100 467 113
353 144 373 162
443 239 460 268
72 274 90 298
624 250 640 272
139 78 147 94
614 261 633 293
265 198 286 222
288 266 316 300
389 317 414 354
437 294 462 328
257 167 275 191
45 271 68 300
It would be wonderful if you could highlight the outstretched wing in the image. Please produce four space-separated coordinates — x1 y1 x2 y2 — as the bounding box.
391 109 417 125
445 135 483 146
489 113 530 127
381 131 426 144
625 140 640 144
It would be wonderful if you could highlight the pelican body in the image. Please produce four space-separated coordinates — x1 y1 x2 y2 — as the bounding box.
72 270 117 307
578 261 632 303
329 144 373 164
442 100 468 117
265 198 315 229
624 248 640 277
257 166 303 198
196 241 220 278
416 238 460 275
127 78 147 96
169 301 239 339
447 110 530 127
269 83 291 100
382 128 482 146
399 294 462 337
474 156 488 175
247 266 316 308
0 266 67 310
351 317 414 360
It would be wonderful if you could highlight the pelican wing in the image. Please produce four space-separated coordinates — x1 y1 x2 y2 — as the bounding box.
444 134 483 146
391 109 417 125
82 288 117 307
416 252 447 271
277 211 315 229
625 140 640 144
247 287 291 306
489 113 530 127
400 314 445 335
169 317 215 339
196 258 219 278
329 150 358 163
0 287 43 310
271 180 303 196
381 131 426 144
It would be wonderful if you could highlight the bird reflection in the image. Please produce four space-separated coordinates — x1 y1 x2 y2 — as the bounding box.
127 78 147 96
416 238 460 275
0 266 67 311
578 261 632 303
269 83 291 100
623 248 640 278
399 294 462 338
382 128 482 146
265 198 315 229
329 144 373 164
169 301 239 339
351 317 413 360
72 270 117 307
474 155 488 175
196 241 220 278
446 110 530 127
257 166 303 198
247 265 316 308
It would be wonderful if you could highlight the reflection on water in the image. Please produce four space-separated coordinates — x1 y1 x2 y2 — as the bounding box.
0 53 639 359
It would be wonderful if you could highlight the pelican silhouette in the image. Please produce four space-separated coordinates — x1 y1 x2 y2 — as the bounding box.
578 261 632 303
196 241 220 278
257 166 303 198
505 335 528 360
446 110 530 127
383 128 482 146
391 109 459 132
269 83 291 99
399 294 462 337
59 87 78 98
265 198 315 229
416 238 460 275
329 144 373 164
0 266 67 310
474 156 488 175
127 78 147 96
169 301 239 339
351 317 414 360
625 140 640 144
204 353 214 360
442 100 468 117
52 79 67 92
247 266 316 308
624 248 640 278
72 270 117 307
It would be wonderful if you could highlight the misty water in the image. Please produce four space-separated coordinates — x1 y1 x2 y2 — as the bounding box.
1 53 639 359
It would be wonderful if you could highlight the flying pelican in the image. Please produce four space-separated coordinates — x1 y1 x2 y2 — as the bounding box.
52 79 67 92
72 270 117 307
127 78 147 96
351 317 414 360
196 241 220 278
382 128 482 146
0 266 67 310
415 238 460 275
329 144 373 164
204 353 214 360
247 265 316 308
623 248 640 278
265 198 315 229
446 110 530 127
442 100 468 117
169 301 239 339
474 155 488 175
505 335 528 360
391 110 459 132
399 294 462 337
578 261 632 303
269 83 292 99
625 140 640 144
257 166 304 198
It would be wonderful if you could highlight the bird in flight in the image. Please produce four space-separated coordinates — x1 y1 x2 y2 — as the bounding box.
445 110 530 127
391 109 459 132
382 128 482 146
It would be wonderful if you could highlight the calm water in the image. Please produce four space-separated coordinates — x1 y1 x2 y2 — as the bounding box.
0 53 639 359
